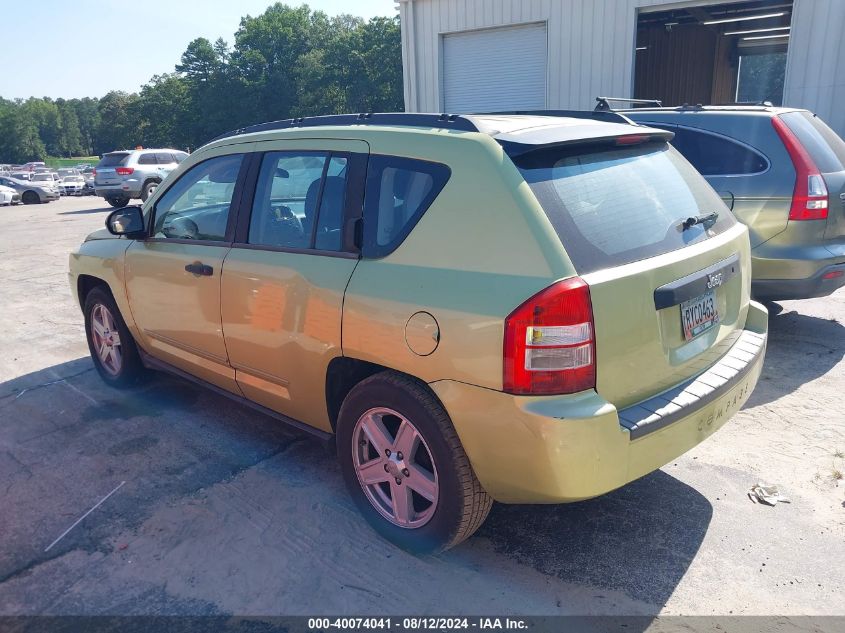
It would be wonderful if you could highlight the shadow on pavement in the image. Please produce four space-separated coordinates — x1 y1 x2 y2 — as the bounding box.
475 470 710 607
58 205 113 216
0 358 710 618
744 305 844 409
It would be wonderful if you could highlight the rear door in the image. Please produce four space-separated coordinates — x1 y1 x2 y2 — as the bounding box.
515 140 751 408
124 151 248 392
220 139 367 431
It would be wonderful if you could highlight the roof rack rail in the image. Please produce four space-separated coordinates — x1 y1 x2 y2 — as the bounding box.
210 112 480 142
713 100 774 107
594 96 663 112
479 109 634 125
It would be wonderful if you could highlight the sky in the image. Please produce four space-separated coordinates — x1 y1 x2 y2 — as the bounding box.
0 0 398 100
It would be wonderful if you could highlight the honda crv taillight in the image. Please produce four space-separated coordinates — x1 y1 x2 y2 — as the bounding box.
503 277 596 395
771 116 829 221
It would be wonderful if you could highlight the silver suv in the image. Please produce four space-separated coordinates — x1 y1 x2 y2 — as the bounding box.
94 148 188 207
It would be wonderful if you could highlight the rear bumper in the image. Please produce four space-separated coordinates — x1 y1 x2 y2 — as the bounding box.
752 262 845 301
96 183 140 198
431 301 768 504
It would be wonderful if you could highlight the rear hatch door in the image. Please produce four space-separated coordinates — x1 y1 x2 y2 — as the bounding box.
514 138 751 409
95 152 130 186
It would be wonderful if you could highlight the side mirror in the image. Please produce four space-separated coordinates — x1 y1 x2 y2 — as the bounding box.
106 205 146 238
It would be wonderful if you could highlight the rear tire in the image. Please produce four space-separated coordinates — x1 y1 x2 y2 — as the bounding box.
22 191 39 205
336 371 492 553
106 196 130 208
83 287 147 388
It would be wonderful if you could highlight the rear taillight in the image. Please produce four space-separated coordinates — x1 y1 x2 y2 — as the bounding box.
771 116 829 221
115 167 134 176
503 277 596 395
92 168 96 176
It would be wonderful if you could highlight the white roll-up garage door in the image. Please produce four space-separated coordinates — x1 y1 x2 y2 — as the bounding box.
441 22 547 113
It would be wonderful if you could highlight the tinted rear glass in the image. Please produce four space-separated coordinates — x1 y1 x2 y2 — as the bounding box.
654 125 768 176
780 111 845 173
137 153 157 165
515 142 736 274
98 153 130 168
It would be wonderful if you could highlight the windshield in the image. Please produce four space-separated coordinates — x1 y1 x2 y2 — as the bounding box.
514 142 736 274
32 174 52 182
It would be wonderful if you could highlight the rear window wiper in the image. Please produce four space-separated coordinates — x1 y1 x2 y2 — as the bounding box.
681 211 719 231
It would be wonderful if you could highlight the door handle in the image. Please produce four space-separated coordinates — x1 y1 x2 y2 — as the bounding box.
185 262 213 276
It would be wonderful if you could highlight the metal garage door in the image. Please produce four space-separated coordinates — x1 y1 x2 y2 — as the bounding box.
442 23 547 113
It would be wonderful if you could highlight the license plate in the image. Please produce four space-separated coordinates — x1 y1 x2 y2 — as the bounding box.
680 289 719 341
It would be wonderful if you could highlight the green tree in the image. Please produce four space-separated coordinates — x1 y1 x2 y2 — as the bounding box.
95 91 142 154
138 74 190 150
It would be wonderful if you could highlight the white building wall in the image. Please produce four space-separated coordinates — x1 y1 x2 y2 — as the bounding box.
399 0 845 137
784 0 845 137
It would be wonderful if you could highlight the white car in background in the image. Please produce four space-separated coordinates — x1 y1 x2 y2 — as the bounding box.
0 184 21 206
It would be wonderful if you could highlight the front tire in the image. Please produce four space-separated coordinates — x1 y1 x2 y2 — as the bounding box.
337 371 492 553
84 287 146 387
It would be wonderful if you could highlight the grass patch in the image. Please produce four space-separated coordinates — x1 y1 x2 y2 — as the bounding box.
45 156 99 168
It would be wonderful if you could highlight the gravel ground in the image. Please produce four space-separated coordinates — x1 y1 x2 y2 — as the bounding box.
0 196 843 617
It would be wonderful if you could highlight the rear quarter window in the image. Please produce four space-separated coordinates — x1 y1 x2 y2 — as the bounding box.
362 156 450 258
653 125 768 176
515 142 736 275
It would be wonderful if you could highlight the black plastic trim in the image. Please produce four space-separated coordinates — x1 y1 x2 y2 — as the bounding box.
619 329 766 440
654 253 741 310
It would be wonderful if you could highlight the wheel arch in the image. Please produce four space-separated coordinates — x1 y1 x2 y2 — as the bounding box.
76 274 114 311
325 357 445 433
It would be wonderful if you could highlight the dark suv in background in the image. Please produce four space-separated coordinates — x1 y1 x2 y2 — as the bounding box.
624 105 845 301
94 148 188 208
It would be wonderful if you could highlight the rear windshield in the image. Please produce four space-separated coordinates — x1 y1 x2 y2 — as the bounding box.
98 153 130 168
515 142 736 274
780 111 845 173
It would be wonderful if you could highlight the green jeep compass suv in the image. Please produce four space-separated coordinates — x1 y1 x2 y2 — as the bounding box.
70 112 768 552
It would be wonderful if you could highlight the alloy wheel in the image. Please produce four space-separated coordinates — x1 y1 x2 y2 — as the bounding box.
90 303 122 376
352 407 439 528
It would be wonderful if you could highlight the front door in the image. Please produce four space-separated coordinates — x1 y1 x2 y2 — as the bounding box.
125 152 247 392
221 139 368 430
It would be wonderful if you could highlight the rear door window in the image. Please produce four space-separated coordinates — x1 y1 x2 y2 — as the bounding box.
653 125 768 176
137 153 157 165
156 152 176 165
248 152 350 252
779 111 845 173
97 153 130 168
515 142 736 274
362 156 450 257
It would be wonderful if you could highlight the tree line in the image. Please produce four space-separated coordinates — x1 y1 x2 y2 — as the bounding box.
0 3 403 164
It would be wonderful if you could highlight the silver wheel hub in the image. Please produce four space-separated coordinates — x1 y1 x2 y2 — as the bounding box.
91 303 122 376
352 407 439 529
